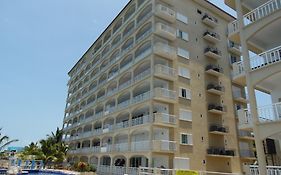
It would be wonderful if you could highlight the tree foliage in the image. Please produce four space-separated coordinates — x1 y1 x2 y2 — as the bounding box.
20 127 68 167
0 128 18 152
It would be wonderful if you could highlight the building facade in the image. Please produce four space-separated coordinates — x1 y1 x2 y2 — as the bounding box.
61 0 254 174
225 0 281 174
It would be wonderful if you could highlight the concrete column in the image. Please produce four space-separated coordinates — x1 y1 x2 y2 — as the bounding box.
235 0 267 174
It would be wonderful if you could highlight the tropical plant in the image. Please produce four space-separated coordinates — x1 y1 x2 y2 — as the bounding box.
0 128 18 152
73 162 96 172
20 127 68 168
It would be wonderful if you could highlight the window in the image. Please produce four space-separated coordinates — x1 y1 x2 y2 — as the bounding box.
177 29 189 41
181 133 193 145
178 66 190 79
179 109 192 121
177 48 189 59
179 87 191 99
176 12 188 24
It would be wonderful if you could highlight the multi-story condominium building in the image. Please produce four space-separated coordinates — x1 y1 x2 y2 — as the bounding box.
60 0 281 174
225 0 281 174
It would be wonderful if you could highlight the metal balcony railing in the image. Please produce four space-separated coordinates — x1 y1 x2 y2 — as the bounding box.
228 0 281 35
250 45 281 70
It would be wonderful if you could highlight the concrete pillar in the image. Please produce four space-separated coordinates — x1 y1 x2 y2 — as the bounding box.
235 0 267 174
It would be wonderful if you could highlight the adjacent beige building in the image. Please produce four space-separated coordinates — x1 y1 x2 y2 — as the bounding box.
60 0 281 174
225 0 281 174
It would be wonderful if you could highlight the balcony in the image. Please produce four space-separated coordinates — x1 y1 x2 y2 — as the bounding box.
228 0 281 37
154 64 176 81
209 124 228 135
155 4 176 23
154 42 176 60
208 104 226 115
131 141 150 152
202 14 218 28
237 109 253 130
153 88 177 103
117 100 130 110
207 147 235 158
205 65 223 77
115 121 129 130
114 143 129 152
134 69 151 82
207 84 224 96
238 130 254 141
101 145 113 153
204 47 222 60
203 31 220 43
152 140 176 152
131 115 152 127
228 41 241 55
131 140 176 152
233 90 248 103
240 150 256 160
153 113 177 126
250 45 281 71
155 23 176 41
232 61 246 86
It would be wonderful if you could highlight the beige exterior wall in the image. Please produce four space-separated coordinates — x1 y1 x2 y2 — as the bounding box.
62 0 245 174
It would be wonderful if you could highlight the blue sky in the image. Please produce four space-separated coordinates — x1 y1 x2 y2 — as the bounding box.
0 0 270 147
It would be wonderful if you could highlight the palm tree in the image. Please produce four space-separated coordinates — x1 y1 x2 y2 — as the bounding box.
0 128 18 152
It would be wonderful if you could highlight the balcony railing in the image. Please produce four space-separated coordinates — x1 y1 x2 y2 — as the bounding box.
101 145 113 153
204 47 222 59
152 140 176 151
135 47 153 63
239 102 281 126
115 120 129 130
208 104 225 113
203 31 220 43
131 115 152 126
132 91 151 104
248 165 281 175
134 69 151 82
240 150 256 158
131 140 150 152
114 143 129 152
136 28 153 44
239 130 254 138
207 147 235 156
207 84 224 95
155 23 176 40
250 45 281 70
154 42 176 60
153 88 177 100
202 14 218 27
232 61 245 78
257 102 281 122
153 113 176 125
117 100 130 110
155 4 176 23
244 0 281 25
154 64 176 78
209 124 228 133
205 65 223 75
228 0 281 35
